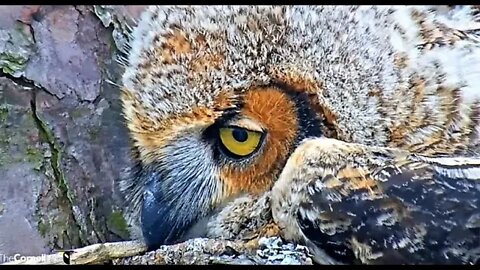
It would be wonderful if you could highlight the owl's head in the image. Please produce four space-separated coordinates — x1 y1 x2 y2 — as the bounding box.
121 6 394 250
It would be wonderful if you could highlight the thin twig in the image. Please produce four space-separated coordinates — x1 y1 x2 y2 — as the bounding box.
1 238 313 265
2 240 147 265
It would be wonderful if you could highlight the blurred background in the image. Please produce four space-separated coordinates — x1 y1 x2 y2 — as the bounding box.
0 5 146 257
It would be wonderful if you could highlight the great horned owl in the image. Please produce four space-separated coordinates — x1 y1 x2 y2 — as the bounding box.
119 6 480 264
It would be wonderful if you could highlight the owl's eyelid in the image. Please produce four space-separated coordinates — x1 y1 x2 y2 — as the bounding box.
224 117 265 133
221 126 263 135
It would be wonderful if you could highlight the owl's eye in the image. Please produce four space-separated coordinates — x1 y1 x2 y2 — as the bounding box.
219 127 263 157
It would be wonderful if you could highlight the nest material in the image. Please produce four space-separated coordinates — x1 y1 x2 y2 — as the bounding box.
2 237 313 265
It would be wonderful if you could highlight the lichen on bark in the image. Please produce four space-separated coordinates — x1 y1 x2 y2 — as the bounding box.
0 5 133 256
0 21 35 77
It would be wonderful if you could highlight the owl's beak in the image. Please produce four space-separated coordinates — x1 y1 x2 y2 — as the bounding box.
141 173 176 249
140 168 214 251
140 172 197 250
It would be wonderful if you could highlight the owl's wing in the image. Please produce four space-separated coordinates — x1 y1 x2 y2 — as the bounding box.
271 138 480 265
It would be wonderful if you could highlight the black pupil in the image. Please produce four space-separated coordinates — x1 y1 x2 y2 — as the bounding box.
232 128 248 142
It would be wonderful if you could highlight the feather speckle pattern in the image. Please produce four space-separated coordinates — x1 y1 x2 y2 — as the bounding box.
271 138 480 264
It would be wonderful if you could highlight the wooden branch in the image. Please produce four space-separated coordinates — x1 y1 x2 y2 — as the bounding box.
2 240 147 265
0 239 253 265
1 237 312 265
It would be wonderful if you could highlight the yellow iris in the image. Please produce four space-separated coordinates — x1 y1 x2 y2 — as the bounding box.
219 127 263 157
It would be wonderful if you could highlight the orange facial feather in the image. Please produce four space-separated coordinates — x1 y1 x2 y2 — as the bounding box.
221 86 299 196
